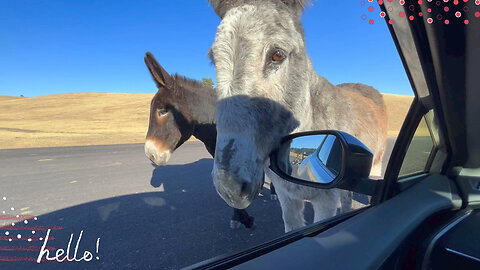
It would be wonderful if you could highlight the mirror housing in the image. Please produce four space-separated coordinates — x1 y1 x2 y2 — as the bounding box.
269 130 382 196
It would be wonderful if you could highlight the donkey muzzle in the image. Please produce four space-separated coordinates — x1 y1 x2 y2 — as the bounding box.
145 139 171 165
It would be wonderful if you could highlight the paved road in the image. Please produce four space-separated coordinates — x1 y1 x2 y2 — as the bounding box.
0 137 428 270
0 142 296 270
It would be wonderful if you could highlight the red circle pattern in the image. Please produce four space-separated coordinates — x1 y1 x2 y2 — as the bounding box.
369 0 480 24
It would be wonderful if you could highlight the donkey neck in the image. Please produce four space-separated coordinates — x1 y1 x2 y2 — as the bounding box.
176 80 218 156
308 69 349 132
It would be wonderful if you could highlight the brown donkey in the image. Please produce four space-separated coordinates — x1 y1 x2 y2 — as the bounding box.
143 52 255 229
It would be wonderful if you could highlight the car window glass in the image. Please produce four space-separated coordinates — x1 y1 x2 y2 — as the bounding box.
0 2 418 269
398 111 435 177
325 137 342 175
318 135 336 164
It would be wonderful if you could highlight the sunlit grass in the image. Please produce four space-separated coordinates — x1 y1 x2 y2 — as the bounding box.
0 93 411 149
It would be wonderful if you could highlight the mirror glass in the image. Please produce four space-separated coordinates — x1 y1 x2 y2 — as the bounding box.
277 134 343 184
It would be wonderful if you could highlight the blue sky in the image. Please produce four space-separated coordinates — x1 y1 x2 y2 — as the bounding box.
291 134 326 150
0 0 413 97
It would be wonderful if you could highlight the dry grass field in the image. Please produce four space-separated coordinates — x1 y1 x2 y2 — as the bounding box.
0 93 413 149
0 93 154 149
382 93 414 137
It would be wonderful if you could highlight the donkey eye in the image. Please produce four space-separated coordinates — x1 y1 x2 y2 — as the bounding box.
157 108 168 117
271 50 286 63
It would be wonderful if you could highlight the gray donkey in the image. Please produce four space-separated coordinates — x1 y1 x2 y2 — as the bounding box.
207 0 387 232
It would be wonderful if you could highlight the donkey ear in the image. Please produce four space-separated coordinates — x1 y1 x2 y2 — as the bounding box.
144 52 174 89
208 0 243 18
280 0 311 16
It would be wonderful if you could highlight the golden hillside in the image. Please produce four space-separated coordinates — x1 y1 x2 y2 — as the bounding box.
0 92 413 149
0 95 24 101
382 94 414 137
0 93 154 149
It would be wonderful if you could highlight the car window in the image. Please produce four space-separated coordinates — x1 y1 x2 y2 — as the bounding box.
325 137 342 175
317 135 336 164
0 2 416 269
315 135 342 175
398 110 436 177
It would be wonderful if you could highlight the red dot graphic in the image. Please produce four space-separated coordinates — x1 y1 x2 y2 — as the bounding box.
418 0 423 3
427 18 433 23
409 15 414 20
454 0 459 4
369 19 374 24
378 0 384 4
475 11 480 17
445 7 449 12
428 8 432 12
389 19 393 24
465 19 469 24
380 11 386 17
399 11 405 17
369 6 374 11
419 12 423 16
455 11 461 17
445 19 449 24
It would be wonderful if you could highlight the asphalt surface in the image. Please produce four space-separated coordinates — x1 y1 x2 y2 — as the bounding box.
0 142 296 270
0 137 429 269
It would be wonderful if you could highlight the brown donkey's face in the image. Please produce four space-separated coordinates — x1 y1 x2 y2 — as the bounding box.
144 53 192 165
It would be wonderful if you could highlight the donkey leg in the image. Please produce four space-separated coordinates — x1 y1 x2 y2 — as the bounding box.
230 208 242 229
270 182 278 201
230 208 255 229
339 190 353 213
311 189 340 223
277 191 305 232
238 209 255 229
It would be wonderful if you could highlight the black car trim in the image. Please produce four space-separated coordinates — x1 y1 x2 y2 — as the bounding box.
377 98 428 202
230 174 459 270
421 210 472 270
378 2 453 202
445 248 480 263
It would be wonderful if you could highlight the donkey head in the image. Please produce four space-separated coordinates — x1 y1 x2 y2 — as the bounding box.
209 0 310 208
144 52 194 165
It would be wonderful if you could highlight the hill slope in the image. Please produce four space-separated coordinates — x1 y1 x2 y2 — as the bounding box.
0 92 413 149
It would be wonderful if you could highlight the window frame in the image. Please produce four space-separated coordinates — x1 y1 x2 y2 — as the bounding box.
377 98 430 202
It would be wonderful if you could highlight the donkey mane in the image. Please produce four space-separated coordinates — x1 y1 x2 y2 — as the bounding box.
171 73 216 102
208 0 312 18
173 73 204 90
337 83 386 111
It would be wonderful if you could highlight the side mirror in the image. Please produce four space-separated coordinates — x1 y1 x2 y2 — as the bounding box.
269 130 382 196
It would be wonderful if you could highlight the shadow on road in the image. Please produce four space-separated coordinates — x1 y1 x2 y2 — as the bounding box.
3 159 285 270
150 158 213 190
